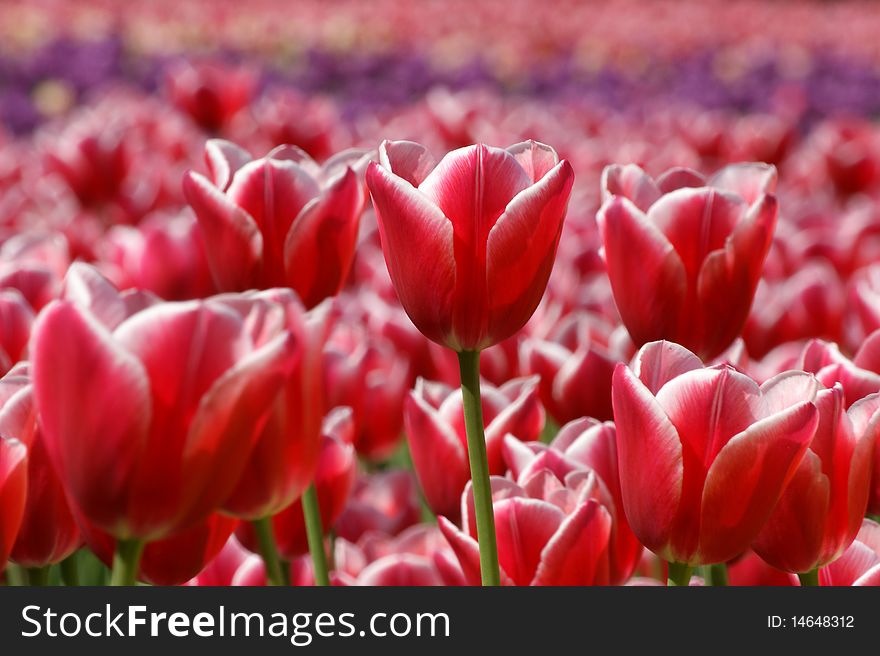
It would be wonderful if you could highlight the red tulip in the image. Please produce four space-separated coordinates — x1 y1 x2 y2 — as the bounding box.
520 311 621 424
31 297 297 541
1 366 80 568
236 407 357 560
612 340 818 566
183 140 369 308
366 139 574 351
214 289 325 520
753 374 880 573
819 519 880 586
404 376 544 520
164 61 257 133
322 313 410 460
502 417 643 584
598 163 777 360
0 416 27 575
334 470 422 542
798 339 880 408
439 471 612 586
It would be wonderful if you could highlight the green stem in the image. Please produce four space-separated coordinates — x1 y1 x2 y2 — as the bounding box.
110 539 144 586
705 563 728 586
26 566 50 586
458 350 501 586
5 563 26 586
667 561 692 587
252 517 288 586
798 568 820 587
61 554 79 586
301 484 330 586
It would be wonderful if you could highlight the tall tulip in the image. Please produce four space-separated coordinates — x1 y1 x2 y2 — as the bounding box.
183 140 369 308
611 341 818 583
31 297 297 584
752 375 880 583
367 139 573 586
598 163 777 360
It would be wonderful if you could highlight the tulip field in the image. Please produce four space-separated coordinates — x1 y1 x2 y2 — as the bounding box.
3 0 880 590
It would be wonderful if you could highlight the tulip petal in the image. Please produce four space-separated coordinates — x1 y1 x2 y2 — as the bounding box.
437 515 513 586
205 139 252 191
611 364 683 555
601 163 661 212
367 162 456 347
31 301 151 534
532 500 611 586
378 140 437 187
493 497 564 586
183 171 263 291
633 340 703 394
655 167 706 193
708 163 777 206
507 140 559 183
699 400 818 564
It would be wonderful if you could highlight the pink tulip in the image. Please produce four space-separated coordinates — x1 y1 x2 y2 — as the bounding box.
439 470 612 586
612 340 818 566
366 139 574 351
0 290 33 375
0 415 27 575
1 365 81 568
598 163 777 360
31 296 298 541
183 140 369 308
404 376 544 520
334 470 422 543
753 374 880 573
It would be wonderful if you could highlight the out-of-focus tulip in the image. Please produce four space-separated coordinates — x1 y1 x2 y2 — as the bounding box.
334 525 464 586
752 374 880 573
1 365 80 568
366 139 574 351
598 163 777 360
612 340 818 566
727 551 796 586
819 519 880 586
520 311 622 424
439 470 612 586
0 289 33 375
322 314 409 460
797 339 880 408
334 470 422 542
164 61 257 133
404 376 544 520
214 290 325 520
0 416 27 574
236 408 357 560
31 297 297 541
183 140 369 308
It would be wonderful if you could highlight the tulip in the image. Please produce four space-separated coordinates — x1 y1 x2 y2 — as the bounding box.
611 341 818 581
183 140 369 308
819 519 880 586
31 297 298 584
439 471 612 586
598 163 777 360
752 374 880 581
334 470 422 543
164 61 257 133
367 139 573 352
520 311 621 424
368 138 573 586
404 376 544 521
0 366 81 571
0 431 27 577
189 536 266 586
